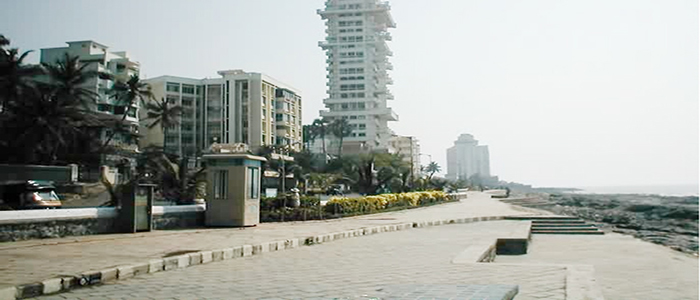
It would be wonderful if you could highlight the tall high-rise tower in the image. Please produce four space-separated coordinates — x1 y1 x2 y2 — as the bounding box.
318 0 397 153
446 134 492 182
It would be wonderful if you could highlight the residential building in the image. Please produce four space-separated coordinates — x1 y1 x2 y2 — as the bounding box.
388 135 421 179
141 70 302 156
318 0 398 154
446 134 491 181
40 40 141 182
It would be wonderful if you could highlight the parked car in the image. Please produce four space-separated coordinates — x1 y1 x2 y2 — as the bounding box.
0 180 62 210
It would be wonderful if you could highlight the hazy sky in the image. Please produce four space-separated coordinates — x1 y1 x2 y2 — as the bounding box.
2 0 698 188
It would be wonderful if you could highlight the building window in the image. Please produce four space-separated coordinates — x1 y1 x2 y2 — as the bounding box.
340 84 365 91
182 84 195 94
358 123 366 129
358 133 366 137
166 83 180 92
213 170 228 199
182 97 193 106
248 167 259 199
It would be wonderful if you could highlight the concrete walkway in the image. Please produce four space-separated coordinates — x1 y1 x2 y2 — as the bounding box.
496 233 699 300
0 192 528 292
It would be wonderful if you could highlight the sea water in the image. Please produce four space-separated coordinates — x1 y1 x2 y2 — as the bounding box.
572 184 699 197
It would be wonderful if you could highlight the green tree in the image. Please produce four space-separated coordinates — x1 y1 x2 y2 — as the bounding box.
329 118 353 157
311 118 329 158
152 155 205 205
0 50 103 165
307 172 342 193
0 36 43 114
302 124 315 151
256 145 301 195
0 84 98 164
143 98 183 153
425 161 441 181
429 177 449 191
101 74 155 149
41 53 101 109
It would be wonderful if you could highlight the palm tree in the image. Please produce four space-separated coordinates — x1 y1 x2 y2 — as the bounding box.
101 74 155 149
144 98 183 153
302 124 316 151
0 85 97 164
329 118 353 157
152 155 205 205
41 53 100 109
425 161 441 181
0 36 43 113
311 118 328 157
0 50 103 165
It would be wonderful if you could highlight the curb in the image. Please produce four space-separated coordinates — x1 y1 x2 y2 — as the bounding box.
3 215 509 300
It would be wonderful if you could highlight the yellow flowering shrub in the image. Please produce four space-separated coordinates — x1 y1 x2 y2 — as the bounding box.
326 191 450 214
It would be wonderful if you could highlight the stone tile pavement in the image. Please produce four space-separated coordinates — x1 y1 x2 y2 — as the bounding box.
32 222 568 300
495 233 699 300
0 192 531 295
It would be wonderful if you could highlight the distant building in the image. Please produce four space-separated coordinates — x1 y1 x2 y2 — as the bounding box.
446 134 491 181
40 40 141 182
388 135 421 179
318 0 397 154
142 70 303 156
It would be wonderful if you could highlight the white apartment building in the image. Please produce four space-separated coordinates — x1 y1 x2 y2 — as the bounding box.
142 70 303 156
446 134 491 181
318 0 397 153
388 135 421 179
40 41 141 180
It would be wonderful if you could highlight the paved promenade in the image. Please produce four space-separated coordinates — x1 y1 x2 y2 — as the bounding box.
35 221 567 300
496 233 699 300
3 192 696 299
0 192 528 290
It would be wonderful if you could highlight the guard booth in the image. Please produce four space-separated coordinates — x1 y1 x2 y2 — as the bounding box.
203 143 266 227
118 183 155 232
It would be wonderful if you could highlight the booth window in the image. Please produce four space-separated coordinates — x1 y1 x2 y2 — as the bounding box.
248 167 259 199
214 170 228 199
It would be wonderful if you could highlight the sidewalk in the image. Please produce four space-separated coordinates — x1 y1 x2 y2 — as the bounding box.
0 192 529 292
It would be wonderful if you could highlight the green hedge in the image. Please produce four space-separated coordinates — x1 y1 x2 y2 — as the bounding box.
260 191 454 222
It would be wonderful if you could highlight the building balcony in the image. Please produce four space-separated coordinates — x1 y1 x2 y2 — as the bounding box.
275 120 293 128
379 32 392 41
324 96 380 105
370 108 398 121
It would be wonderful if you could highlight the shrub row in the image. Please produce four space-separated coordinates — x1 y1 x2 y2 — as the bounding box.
260 191 454 222
324 191 450 215
261 195 319 210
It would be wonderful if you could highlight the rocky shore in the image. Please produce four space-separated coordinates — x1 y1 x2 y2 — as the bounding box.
513 193 699 255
